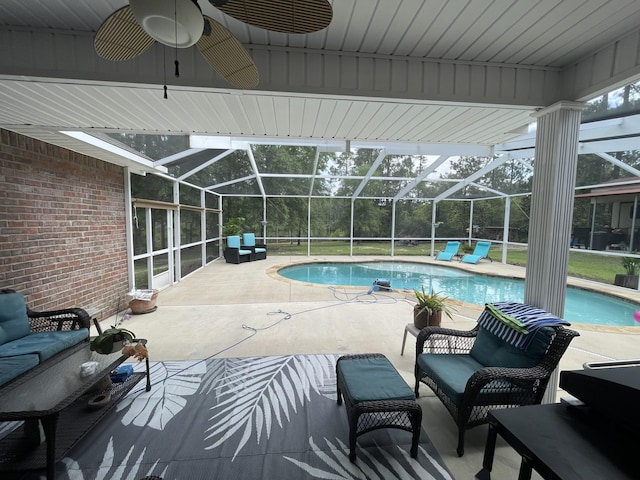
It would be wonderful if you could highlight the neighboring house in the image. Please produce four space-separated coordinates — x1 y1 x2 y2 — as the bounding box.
575 177 640 251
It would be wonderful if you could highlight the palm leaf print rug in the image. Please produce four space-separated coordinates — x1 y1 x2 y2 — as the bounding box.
5 355 453 480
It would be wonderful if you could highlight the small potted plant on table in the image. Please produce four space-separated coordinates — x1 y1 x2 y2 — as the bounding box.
413 286 456 328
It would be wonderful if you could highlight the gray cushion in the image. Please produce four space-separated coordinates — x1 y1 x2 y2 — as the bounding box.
0 329 89 361
0 292 30 344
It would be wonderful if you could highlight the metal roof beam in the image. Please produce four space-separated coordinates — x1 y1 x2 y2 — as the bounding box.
177 149 234 181
155 148 206 167
469 182 507 197
595 153 640 176
206 174 255 190
434 156 509 202
246 147 266 199
393 155 449 201
308 149 321 196
351 150 387 199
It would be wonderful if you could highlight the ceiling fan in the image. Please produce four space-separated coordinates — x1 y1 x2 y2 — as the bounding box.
94 0 333 90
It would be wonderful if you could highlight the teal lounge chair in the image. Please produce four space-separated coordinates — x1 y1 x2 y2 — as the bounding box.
435 241 461 261
461 241 492 264
223 235 252 264
242 233 267 260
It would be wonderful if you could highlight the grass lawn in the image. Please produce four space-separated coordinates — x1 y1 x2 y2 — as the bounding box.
267 240 628 285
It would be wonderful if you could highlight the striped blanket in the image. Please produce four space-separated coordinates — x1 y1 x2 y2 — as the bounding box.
477 301 570 350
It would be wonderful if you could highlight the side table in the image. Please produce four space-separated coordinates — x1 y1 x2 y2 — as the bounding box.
476 403 636 480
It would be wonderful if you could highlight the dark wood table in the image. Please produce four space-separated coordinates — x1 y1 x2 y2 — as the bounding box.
0 341 150 480
476 403 637 480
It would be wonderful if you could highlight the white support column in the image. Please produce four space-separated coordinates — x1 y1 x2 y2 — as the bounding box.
502 197 511 263
468 201 474 245
307 197 312 256
350 200 355 256
430 202 437 256
123 168 135 290
525 101 584 404
391 200 397 257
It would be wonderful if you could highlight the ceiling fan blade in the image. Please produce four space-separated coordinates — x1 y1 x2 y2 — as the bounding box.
213 0 333 34
196 17 259 89
94 6 155 61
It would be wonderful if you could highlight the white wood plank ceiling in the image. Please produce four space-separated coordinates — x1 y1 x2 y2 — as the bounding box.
1 1 640 174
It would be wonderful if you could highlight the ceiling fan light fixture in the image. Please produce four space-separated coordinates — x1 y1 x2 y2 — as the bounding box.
130 0 204 48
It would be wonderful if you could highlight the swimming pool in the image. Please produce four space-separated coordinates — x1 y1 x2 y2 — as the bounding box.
278 261 640 327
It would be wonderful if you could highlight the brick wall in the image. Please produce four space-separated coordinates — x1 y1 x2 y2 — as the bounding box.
0 129 129 320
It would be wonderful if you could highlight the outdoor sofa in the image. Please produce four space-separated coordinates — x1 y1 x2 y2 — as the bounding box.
0 290 90 388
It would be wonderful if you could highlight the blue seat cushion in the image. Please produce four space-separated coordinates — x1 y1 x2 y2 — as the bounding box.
417 353 484 405
0 354 40 386
0 329 89 362
239 248 252 255
338 356 415 403
469 327 554 368
0 292 31 344
255 247 266 253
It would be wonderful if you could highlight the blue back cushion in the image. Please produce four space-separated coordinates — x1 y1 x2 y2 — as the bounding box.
243 233 256 246
469 326 554 368
0 292 31 344
227 235 241 248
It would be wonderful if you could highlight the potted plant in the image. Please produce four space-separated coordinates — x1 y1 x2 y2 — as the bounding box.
90 326 136 354
222 217 245 237
413 286 456 328
461 244 475 254
90 300 136 354
614 256 639 289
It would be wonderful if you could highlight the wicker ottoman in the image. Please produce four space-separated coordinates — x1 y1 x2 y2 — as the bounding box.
336 353 422 462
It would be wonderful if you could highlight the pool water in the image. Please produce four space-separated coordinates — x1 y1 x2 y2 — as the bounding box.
278 261 640 327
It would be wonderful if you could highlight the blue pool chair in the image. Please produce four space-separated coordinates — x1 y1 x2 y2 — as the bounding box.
435 241 461 261
242 233 267 260
224 235 252 264
461 241 492 264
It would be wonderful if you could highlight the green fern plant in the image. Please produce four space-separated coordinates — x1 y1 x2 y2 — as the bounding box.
622 256 640 275
414 286 456 319
222 217 245 237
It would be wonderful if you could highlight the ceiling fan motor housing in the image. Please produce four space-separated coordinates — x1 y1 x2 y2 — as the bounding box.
130 0 204 48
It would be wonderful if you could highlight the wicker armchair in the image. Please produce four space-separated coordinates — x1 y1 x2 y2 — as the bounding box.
414 324 579 456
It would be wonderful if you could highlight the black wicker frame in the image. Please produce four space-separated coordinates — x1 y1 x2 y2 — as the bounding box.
414 324 579 457
336 353 422 462
0 289 91 391
241 243 267 261
223 247 251 264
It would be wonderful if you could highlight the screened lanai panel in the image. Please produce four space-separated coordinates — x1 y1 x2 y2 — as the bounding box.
166 149 228 178
262 176 312 196
309 198 350 237
186 151 254 190
251 145 319 174
214 178 262 195
106 133 189 161
395 200 433 237
360 178 411 199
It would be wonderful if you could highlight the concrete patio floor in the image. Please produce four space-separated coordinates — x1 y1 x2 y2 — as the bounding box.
99 255 640 480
